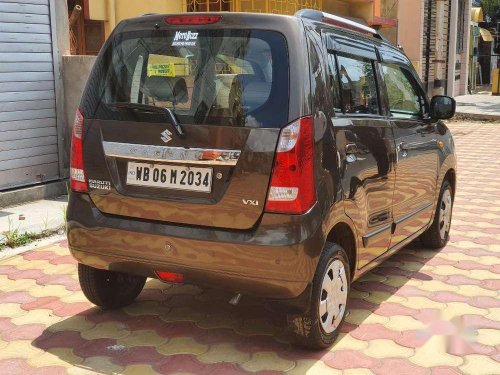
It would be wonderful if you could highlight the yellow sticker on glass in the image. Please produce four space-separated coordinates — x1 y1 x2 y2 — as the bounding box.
147 62 175 77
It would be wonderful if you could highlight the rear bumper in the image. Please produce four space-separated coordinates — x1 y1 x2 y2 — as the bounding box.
67 193 325 299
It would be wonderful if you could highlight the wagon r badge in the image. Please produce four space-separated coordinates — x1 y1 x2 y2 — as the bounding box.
243 199 259 206
161 129 173 144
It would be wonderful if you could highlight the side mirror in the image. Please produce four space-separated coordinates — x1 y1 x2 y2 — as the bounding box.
430 95 456 120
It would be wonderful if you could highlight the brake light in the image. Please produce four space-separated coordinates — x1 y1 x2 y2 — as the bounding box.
156 271 185 283
164 15 222 25
265 117 316 214
70 109 87 192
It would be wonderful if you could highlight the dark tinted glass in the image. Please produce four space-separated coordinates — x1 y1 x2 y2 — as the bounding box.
336 55 379 115
81 29 289 128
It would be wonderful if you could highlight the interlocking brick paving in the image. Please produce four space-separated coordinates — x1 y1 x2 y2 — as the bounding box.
0 121 499 374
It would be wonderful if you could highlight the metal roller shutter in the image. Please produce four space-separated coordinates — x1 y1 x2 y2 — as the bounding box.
0 0 59 190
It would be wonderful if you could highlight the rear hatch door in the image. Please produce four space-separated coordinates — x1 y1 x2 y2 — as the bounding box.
81 23 290 230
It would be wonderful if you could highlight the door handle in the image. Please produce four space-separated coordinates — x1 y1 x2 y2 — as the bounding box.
397 141 409 158
345 143 358 163
397 141 408 152
346 143 358 154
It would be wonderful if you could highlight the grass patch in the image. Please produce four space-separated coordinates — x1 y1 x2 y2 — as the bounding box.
3 229 38 248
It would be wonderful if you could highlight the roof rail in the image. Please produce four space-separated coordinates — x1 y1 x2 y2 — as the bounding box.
295 9 386 41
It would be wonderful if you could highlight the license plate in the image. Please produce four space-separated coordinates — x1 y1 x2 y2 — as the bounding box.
126 162 212 193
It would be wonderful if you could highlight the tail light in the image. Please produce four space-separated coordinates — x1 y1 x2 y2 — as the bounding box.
265 116 316 214
164 15 222 25
156 271 184 283
70 109 87 192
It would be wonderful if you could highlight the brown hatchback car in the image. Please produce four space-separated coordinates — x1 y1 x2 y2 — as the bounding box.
67 10 457 348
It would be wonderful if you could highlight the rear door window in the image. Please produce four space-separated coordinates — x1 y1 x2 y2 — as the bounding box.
85 29 289 128
336 54 380 115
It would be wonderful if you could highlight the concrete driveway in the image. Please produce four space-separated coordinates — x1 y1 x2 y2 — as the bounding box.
0 121 499 375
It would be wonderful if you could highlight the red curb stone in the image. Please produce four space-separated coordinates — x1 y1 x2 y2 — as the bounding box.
455 260 491 271
471 237 499 245
206 363 253 375
373 358 428 375
431 366 463 375
23 251 59 261
348 323 401 341
373 302 418 317
425 257 457 266
481 279 500 291
156 321 209 339
0 291 36 304
0 265 16 276
34 330 86 351
234 335 290 354
395 254 428 265
21 296 61 311
26 367 67 375
73 338 119 359
429 291 469 303
395 285 431 298
155 354 206 374
123 315 168 331
0 318 18 336
323 350 379 370
445 275 482 286
462 315 500 331
82 308 131 324
470 296 500 309
36 274 80 291
348 298 377 310
413 309 441 325
354 281 398 294
53 302 92 317
114 346 166 366
49 255 77 266
448 340 497 357
373 267 413 278
491 264 500 274
0 359 31 375
395 330 431 348
1 324 46 341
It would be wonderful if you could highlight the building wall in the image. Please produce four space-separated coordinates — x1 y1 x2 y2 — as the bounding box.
397 0 424 76
88 0 184 37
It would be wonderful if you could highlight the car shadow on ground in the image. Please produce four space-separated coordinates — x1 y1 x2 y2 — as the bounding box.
31 240 442 374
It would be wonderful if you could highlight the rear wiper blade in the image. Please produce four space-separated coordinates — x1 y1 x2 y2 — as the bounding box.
107 102 185 138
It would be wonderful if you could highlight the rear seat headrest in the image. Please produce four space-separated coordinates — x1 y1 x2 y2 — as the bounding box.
142 76 188 103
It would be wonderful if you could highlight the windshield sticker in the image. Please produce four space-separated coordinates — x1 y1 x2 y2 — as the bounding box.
147 62 176 77
147 54 190 77
172 30 198 46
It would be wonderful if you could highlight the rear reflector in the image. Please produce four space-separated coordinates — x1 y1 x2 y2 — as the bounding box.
164 15 222 25
70 109 88 192
156 271 185 283
265 117 316 214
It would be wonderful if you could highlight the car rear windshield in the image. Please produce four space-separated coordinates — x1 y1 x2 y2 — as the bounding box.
81 29 290 128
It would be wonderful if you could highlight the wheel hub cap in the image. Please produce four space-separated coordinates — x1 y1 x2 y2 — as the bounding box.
439 189 452 239
319 259 348 334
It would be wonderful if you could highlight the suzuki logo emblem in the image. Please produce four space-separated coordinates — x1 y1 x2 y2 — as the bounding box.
161 129 173 144
242 199 259 206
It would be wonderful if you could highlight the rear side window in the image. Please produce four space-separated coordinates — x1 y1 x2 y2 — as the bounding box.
336 55 379 115
82 29 289 128
382 64 424 119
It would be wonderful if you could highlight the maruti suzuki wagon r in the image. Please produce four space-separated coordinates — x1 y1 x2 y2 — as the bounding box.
67 9 457 349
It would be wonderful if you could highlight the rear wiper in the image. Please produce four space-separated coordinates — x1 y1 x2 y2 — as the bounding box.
107 102 185 138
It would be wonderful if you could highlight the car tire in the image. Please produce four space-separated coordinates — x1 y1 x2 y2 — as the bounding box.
420 179 454 249
78 263 146 309
287 243 350 349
